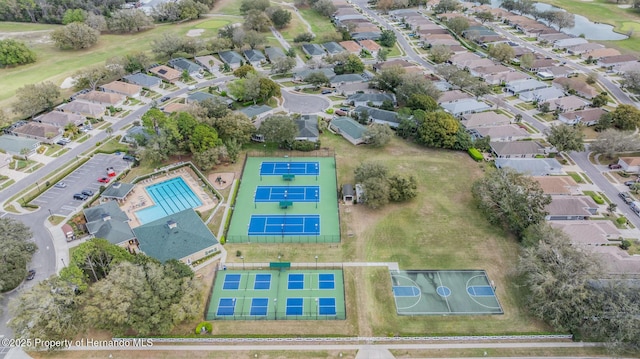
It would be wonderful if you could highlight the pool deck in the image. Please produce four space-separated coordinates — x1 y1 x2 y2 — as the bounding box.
123 167 218 228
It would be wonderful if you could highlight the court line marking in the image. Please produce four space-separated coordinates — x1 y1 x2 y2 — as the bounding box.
465 275 501 310
436 272 452 313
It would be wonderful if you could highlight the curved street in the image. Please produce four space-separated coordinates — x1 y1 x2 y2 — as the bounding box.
281 89 330 114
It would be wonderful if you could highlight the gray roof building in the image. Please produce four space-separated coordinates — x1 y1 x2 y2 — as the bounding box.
168 57 202 75
330 116 367 145
0 135 40 155
322 42 346 55
83 201 135 245
330 73 366 85
505 78 549 94
545 196 598 220
187 91 233 105
59 101 105 118
295 68 336 81
519 87 565 102
132 209 219 263
239 105 273 120
491 141 545 158
351 32 382 41
219 51 244 66
123 73 162 88
37 111 85 128
295 115 319 142
441 99 491 117
302 43 326 57
354 106 399 127
101 182 136 201
243 49 266 64
122 125 151 144
495 158 564 176
264 47 286 62
347 93 395 107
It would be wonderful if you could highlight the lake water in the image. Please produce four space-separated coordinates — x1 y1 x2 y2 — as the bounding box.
490 0 628 41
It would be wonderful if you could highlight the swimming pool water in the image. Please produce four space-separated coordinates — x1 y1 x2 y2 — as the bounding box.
135 177 202 224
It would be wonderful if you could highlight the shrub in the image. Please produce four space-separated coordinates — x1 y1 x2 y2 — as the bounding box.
468 148 483 162
325 108 334 114
616 216 627 225
195 321 213 334
590 194 604 204
219 236 226 244
236 250 242 257
291 140 318 151
620 239 632 250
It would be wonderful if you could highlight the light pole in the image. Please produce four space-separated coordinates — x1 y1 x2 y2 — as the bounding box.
315 255 318 270
61 258 66 268
254 190 257 209
273 298 278 320
48 209 53 220
281 223 284 241
315 190 318 209
314 298 318 320
241 255 245 270
36 181 40 192
315 164 318 181
315 223 319 243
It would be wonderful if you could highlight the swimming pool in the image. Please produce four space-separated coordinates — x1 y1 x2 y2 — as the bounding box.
135 177 202 224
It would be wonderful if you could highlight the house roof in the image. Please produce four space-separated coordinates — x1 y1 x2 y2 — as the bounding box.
339 40 362 53
194 55 219 69
296 115 319 138
441 98 491 115
495 158 563 176
83 201 134 245
132 209 218 263
330 73 365 84
59 101 105 117
358 39 381 52
331 116 366 138
168 57 202 73
13 122 59 139
520 87 565 102
101 182 136 200
264 47 286 61
532 176 578 195
546 196 598 217
355 106 398 123
100 81 142 96
620 157 640 167
552 77 598 97
123 125 151 143
438 90 472 104
77 91 126 105
549 220 620 246
474 124 529 139
491 141 544 156
342 184 354 196
567 43 603 53
347 93 395 104
0 135 39 154
302 43 326 56
239 104 272 119
123 73 162 88
351 31 382 41
187 92 232 105
295 68 336 80
322 42 346 54
243 49 266 63
162 102 190 113
560 108 606 124
461 112 511 128
219 51 244 65
583 48 621 59
149 65 181 80
506 78 548 93
372 59 416 71
545 95 589 111
554 38 588 47
485 71 530 84
38 111 85 127
599 54 637 64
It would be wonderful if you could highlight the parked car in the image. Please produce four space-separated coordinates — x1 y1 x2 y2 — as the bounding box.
73 193 88 200
123 155 136 162
26 269 36 280
81 189 94 197
188 85 196 90
54 182 67 188
56 140 67 146
321 89 332 95
608 163 622 169
624 180 639 187
619 192 633 204
160 96 170 102
98 177 111 183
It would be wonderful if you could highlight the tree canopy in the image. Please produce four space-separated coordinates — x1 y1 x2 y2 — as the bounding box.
354 162 417 208
51 22 99 50
12 82 60 119
0 218 35 293
258 115 298 147
546 124 585 152
0 39 36 67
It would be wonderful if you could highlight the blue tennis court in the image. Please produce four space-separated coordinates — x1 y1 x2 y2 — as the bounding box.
467 285 495 297
286 298 304 315
254 274 272 290
393 286 420 297
260 161 320 176
248 215 320 236
288 273 305 290
250 298 269 316
223 274 241 290
318 298 337 315
319 273 335 290
255 186 320 202
216 298 236 316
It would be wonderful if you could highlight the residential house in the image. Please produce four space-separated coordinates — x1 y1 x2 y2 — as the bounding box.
194 55 220 72
372 59 422 73
522 58 556 72
350 29 382 42
423 34 459 47
545 196 599 220
100 182 136 202
76 91 126 107
302 44 326 59
544 95 589 112
553 37 588 49
388 8 420 20
264 47 286 62
472 124 529 142
618 157 640 173
469 64 511 78
187 92 233 106
532 176 580 195
537 65 575 80
330 74 366 87
122 125 151 145
100 81 142 98
495 158 563 176
552 77 599 99
485 71 530 86
12 122 61 143
566 43 604 55
168 57 203 77
617 61 640 74
339 41 362 55
83 201 135 246
149 65 181 83
239 105 273 123
162 102 190 114
295 114 319 142
347 93 395 107
598 54 638 69
0 135 40 155
123 73 162 89
357 39 381 57
537 32 571 43
558 108 606 126
322 42 346 55
519 87 565 102
441 98 491 117
330 116 367 145
243 49 266 67
132 209 219 265
581 48 620 61
461 112 511 129
294 68 336 81
58 101 106 118
505 78 548 94
354 106 400 128
438 90 472 104
218 51 244 69
549 221 620 246
490 140 544 158
37 111 85 128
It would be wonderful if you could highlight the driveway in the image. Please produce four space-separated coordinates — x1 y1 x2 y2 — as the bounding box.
281 90 330 114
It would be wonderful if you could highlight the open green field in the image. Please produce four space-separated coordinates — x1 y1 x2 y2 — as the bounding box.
298 8 340 41
279 11 309 41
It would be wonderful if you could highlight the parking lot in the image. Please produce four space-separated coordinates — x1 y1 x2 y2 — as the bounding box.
32 154 130 216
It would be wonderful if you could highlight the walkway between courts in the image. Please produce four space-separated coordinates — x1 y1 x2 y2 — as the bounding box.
224 262 400 271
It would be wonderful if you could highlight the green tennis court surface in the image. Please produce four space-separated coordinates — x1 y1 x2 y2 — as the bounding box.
207 269 346 320
390 270 503 315
227 157 340 243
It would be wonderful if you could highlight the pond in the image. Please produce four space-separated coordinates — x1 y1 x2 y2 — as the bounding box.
490 0 628 41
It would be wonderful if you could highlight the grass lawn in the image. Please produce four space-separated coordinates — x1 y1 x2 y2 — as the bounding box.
278 12 308 42
298 8 340 40
386 43 403 57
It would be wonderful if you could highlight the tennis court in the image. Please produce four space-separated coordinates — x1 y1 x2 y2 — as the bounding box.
255 186 320 202
260 161 320 176
248 215 320 236
390 270 503 315
207 269 346 320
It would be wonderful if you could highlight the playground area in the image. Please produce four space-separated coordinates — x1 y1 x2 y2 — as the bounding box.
390 270 503 315
226 157 339 243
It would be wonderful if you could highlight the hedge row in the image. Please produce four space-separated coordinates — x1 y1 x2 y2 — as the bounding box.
468 148 483 162
590 193 605 205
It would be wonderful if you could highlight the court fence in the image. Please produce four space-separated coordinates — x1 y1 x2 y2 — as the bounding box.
246 149 335 158
221 262 345 270
226 234 340 243
209 312 346 321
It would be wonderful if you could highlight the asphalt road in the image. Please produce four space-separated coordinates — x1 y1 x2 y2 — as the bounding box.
281 90 330 113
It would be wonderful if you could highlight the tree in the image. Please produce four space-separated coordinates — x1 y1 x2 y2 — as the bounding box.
270 8 292 29
546 124 585 152
244 10 272 32
472 168 551 239
293 32 315 43
429 44 453 64
240 0 270 14
586 71 598 85
519 52 535 69
233 64 257 78
377 48 389 62
85 13 107 32
589 129 640 158
379 29 397 47
621 70 640 93
73 65 124 91
446 17 469 35
107 9 154 33
434 0 459 13
244 30 266 49
152 1 181 22
406 94 438 111
151 33 189 59
0 39 36 67
476 11 494 23
364 123 394 147
371 65 406 92
259 115 298 147
591 92 609 108
108 52 151 74
305 72 330 87
388 174 418 202
598 104 640 131
51 22 99 50
178 0 208 20
0 218 35 293
415 110 460 149
550 11 575 31
488 43 515 63
313 0 336 17
68 238 136 284
336 54 364 74
396 74 441 104
193 145 227 169
62 8 87 24
270 56 296 74
12 82 60 119
361 177 390 209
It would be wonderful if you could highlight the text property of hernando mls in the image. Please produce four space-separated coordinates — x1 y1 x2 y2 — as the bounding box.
1 338 153 349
